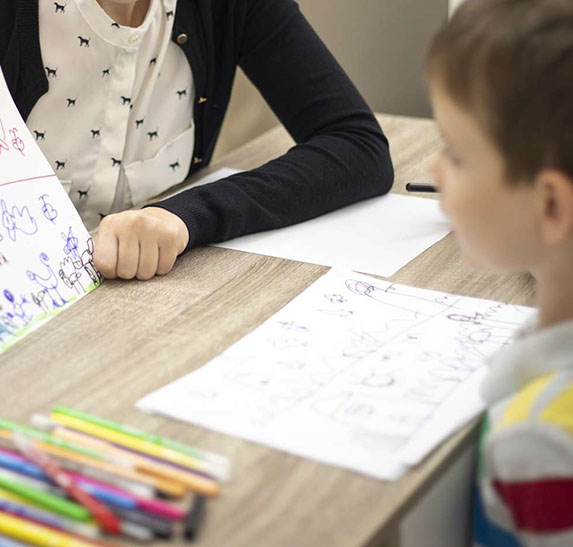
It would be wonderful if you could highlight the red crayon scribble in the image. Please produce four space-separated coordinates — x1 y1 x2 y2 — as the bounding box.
0 174 58 188
9 128 25 156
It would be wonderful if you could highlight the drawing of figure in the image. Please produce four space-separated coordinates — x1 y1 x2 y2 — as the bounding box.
27 253 66 308
9 128 25 156
324 293 347 304
39 194 58 224
0 305 18 331
31 289 51 314
61 226 80 259
2 290 32 325
73 238 102 285
0 199 38 241
345 278 448 318
59 256 85 294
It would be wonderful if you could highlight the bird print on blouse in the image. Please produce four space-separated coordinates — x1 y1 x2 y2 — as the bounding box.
26 0 196 230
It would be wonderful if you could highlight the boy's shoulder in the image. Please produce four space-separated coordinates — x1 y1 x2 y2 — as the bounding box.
479 371 573 540
484 369 573 475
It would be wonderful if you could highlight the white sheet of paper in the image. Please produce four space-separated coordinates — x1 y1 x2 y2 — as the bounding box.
138 269 533 480
0 68 101 354
194 166 450 276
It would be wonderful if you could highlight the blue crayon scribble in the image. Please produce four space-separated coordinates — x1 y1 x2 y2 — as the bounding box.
2 289 32 325
39 194 58 224
0 320 15 343
26 252 66 309
61 226 80 259
0 199 38 241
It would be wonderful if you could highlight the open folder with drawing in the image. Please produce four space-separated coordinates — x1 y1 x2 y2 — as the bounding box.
0 69 101 354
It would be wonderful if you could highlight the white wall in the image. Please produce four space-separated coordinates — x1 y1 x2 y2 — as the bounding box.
213 0 448 160
449 0 465 13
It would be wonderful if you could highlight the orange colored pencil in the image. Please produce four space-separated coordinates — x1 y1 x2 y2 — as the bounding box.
53 428 220 497
0 431 184 498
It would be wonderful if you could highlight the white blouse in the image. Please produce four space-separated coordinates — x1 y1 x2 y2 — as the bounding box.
27 0 194 230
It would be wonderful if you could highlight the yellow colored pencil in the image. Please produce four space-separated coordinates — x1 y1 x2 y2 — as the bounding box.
51 412 215 475
0 510 99 547
0 431 184 498
53 427 220 497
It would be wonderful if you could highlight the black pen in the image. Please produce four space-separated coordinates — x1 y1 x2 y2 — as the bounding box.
405 182 438 193
185 494 207 541
113 506 174 539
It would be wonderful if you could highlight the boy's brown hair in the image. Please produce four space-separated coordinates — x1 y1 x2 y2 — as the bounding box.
426 0 573 183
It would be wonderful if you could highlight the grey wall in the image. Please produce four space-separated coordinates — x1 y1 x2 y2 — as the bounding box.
213 0 448 160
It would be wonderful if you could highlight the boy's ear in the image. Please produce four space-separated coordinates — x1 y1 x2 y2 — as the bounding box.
536 169 573 244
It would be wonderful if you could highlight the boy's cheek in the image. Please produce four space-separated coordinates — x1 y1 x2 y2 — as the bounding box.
438 194 450 219
426 152 442 186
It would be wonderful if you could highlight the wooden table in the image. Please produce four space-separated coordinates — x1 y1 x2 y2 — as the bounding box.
0 115 535 546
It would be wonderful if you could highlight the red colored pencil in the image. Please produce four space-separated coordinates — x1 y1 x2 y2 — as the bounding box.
14 434 121 535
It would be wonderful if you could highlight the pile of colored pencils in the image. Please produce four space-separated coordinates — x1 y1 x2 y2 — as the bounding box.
0 407 229 545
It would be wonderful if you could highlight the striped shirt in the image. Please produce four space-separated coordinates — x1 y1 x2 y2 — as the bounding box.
474 318 573 546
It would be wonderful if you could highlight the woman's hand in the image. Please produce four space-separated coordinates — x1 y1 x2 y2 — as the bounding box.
93 207 189 280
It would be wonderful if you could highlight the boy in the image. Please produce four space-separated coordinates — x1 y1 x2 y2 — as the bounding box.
0 0 393 280
426 0 573 545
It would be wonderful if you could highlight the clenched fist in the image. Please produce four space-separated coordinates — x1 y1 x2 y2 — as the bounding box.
93 207 189 280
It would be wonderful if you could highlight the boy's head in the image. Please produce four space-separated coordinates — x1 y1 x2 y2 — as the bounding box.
425 0 573 273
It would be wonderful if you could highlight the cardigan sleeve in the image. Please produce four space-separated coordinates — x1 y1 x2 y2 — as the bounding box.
0 0 15 65
152 0 393 251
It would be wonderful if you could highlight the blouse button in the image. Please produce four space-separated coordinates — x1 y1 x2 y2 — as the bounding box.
198 97 208 104
176 33 188 45
193 157 203 165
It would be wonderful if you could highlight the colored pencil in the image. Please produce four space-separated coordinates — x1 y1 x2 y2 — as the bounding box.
0 446 152 499
51 407 229 470
0 451 184 520
0 420 103 461
0 496 100 539
52 427 220 497
0 473 89 521
0 431 184 498
13 435 121 535
49 413 223 482
0 510 101 547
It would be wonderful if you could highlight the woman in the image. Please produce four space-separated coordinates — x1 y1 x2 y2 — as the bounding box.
0 0 393 279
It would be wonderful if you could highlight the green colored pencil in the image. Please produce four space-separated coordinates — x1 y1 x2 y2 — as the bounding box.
0 476 90 521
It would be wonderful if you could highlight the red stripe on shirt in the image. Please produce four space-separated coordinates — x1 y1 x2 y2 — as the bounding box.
494 478 573 531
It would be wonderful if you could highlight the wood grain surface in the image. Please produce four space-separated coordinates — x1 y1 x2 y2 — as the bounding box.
0 115 535 547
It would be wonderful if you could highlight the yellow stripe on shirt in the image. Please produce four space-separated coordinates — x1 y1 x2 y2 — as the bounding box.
540 382 573 436
494 373 554 433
